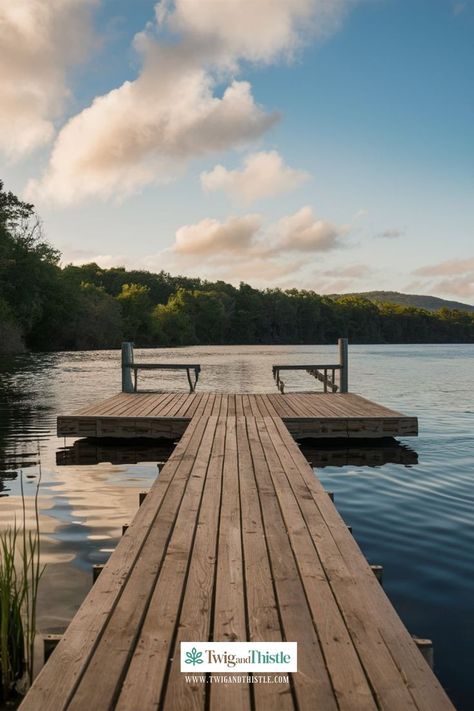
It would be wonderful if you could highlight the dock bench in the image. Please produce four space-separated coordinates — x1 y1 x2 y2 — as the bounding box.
128 363 201 393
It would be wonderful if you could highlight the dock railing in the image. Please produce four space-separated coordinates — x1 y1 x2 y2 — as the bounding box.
273 337 348 394
121 342 200 394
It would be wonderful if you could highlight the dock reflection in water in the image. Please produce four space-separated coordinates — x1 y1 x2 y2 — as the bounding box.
300 438 418 469
57 436 418 470
56 438 175 467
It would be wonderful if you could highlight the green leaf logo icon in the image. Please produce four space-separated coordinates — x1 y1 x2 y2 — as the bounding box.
185 647 203 665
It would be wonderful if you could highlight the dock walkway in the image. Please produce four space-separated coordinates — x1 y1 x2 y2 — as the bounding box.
20 389 454 711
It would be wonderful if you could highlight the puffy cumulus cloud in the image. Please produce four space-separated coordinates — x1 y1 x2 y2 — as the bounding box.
274 206 347 252
174 214 263 255
164 0 350 63
172 206 346 259
414 257 474 277
27 0 359 205
155 206 348 286
0 0 97 159
201 151 309 205
58 205 350 288
27 33 277 205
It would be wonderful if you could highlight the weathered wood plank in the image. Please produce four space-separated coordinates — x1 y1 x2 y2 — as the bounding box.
113 417 220 711
236 417 294 710
256 416 377 711
245 417 338 711
209 416 251 711
162 417 227 711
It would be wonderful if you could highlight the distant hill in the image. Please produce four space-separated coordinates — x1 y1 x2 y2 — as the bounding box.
331 291 474 313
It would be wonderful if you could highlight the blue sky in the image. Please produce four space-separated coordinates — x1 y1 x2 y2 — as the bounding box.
1 0 473 301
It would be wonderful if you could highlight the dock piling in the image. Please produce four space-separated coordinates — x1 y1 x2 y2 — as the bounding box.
121 342 134 393
43 634 62 663
338 337 349 392
413 637 434 670
370 564 384 585
92 564 104 583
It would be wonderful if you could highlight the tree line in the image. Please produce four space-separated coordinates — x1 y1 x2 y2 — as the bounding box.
1 180 473 353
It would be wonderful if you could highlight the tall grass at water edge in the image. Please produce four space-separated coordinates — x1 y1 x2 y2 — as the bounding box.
0 460 45 703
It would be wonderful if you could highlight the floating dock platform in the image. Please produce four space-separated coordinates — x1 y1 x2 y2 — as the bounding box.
57 391 418 440
21 388 455 710
21 342 454 710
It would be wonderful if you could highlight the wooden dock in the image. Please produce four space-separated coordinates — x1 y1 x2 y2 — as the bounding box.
19 386 455 710
57 392 418 440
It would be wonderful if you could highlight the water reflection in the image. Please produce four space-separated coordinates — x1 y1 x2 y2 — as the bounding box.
300 437 418 468
56 438 174 467
0 353 57 485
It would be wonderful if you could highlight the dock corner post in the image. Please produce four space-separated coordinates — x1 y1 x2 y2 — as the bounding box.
413 637 434 670
338 337 349 393
122 341 134 393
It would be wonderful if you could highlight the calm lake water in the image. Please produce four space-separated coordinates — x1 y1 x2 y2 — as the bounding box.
0 344 473 708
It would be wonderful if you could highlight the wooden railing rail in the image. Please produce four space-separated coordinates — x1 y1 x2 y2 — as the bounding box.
273 338 348 394
121 343 200 393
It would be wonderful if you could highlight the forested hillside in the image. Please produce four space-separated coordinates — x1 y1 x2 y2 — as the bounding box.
1 182 473 353
337 291 474 313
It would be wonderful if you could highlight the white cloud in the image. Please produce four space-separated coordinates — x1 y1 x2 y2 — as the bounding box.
57 204 351 288
27 0 359 205
175 214 263 255
434 275 474 298
27 31 277 205
414 257 474 277
201 151 309 205
409 256 474 301
172 206 346 259
26 44 276 204
0 0 97 159
152 206 348 286
274 206 346 252
165 0 350 63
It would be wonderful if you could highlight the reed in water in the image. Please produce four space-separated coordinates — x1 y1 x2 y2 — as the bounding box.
0 461 44 703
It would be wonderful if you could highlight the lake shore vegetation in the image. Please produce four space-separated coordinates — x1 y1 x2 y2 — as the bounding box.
1 181 473 353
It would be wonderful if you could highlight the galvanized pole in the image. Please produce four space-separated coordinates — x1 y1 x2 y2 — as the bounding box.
121 342 134 393
338 338 348 393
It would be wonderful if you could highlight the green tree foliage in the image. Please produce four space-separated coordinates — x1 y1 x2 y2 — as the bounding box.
0 180 473 352
0 180 65 351
65 283 123 350
117 283 153 342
